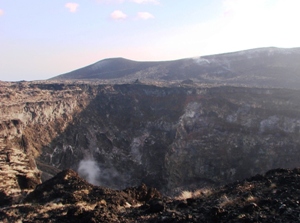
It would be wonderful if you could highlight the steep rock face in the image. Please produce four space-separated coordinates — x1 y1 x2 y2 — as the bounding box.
38 84 188 190
0 82 98 198
0 135 41 205
2 82 300 195
165 87 300 193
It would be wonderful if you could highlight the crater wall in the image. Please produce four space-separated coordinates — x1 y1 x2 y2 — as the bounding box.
1 82 300 195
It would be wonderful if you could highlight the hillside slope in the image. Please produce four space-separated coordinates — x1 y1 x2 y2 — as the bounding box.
1 168 300 222
51 47 300 89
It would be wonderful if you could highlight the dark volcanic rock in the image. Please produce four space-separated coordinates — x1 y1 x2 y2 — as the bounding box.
25 169 94 204
25 169 161 207
1 168 300 222
0 191 13 206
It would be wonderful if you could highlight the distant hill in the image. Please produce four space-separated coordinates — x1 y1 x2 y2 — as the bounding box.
51 47 300 88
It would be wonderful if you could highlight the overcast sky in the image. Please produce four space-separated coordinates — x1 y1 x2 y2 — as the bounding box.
0 0 299 81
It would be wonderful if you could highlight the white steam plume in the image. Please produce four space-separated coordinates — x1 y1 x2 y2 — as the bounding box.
77 159 100 185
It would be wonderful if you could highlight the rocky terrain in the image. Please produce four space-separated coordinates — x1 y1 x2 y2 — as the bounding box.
1 47 300 221
1 167 300 222
0 81 97 204
52 47 300 89
1 81 300 197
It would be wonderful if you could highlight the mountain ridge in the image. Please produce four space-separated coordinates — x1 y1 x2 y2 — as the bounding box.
50 47 300 89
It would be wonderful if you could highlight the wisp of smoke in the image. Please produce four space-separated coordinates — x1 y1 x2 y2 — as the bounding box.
77 159 100 185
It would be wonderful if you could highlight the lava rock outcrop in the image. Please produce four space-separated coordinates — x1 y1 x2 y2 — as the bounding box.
1 168 300 222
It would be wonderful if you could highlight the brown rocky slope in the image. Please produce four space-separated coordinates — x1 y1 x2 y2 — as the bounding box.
1 167 300 222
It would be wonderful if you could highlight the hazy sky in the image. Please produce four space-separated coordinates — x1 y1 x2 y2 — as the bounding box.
0 0 299 81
